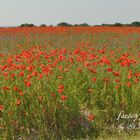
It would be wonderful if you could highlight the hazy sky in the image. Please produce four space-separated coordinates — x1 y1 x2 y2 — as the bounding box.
0 0 140 26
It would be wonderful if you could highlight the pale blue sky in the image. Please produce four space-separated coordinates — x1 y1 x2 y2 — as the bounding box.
0 0 140 26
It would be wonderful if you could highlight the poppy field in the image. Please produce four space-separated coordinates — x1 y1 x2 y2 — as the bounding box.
0 26 140 139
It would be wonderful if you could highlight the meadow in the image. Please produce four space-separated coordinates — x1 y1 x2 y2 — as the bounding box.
0 26 140 140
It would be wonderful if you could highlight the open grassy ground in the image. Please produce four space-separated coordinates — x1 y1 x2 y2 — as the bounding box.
0 27 140 140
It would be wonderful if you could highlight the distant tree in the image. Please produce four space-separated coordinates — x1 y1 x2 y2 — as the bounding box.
40 24 46 27
19 23 35 27
113 23 124 26
101 24 107 26
130 21 140 26
72 23 89 26
73 24 78 26
79 23 89 26
57 22 71 26
101 23 112 26
19 23 28 27
28 24 35 27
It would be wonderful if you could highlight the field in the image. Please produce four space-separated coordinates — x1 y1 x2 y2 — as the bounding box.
0 26 140 140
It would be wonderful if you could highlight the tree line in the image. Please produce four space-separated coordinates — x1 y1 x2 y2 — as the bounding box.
19 21 140 27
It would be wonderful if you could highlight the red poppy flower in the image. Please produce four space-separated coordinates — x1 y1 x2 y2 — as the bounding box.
58 84 64 89
113 71 120 77
107 68 113 72
24 81 31 87
13 86 20 92
0 105 4 111
19 91 24 96
16 99 21 106
87 114 94 121
77 68 82 72
92 77 96 82
127 82 131 87
58 89 64 93
60 95 67 101
19 71 24 77
51 93 56 97
3 86 10 90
